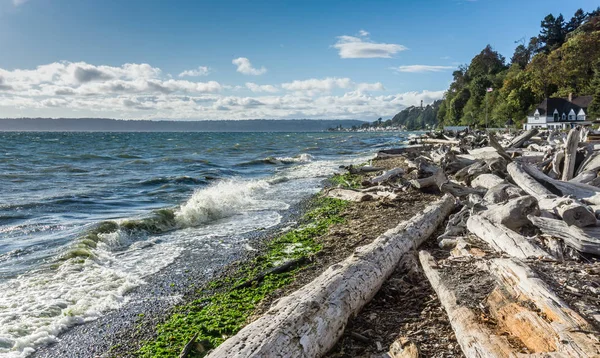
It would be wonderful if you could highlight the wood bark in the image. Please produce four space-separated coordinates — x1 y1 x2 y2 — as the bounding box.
528 215 600 255
562 128 580 181
488 134 513 162
467 215 549 259
207 195 456 358
570 171 597 184
419 251 516 357
489 258 600 357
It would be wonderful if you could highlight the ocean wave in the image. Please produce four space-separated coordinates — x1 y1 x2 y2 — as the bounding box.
237 153 313 166
139 176 206 186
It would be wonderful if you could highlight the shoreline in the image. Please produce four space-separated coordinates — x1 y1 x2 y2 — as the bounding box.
102 153 460 357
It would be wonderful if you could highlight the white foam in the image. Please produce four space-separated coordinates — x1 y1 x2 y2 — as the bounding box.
175 179 287 227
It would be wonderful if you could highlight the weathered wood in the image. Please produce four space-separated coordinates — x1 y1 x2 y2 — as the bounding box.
570 170 597 184
421 138 460 145
508 162 597 226
419 251 516 357
489 258 600 356
327 189 373 202
488 134 513 162
562 128 580 181
454 161 489 183
467 215 549 259
521 163 600 205
409 170 445 189
483 183 526 204
470 173 505 190
576 151 600 176
479 195 539 230
370 167 405 184
552 150 565 177
507 128 539 148
529 215 600 255
207 195 456 358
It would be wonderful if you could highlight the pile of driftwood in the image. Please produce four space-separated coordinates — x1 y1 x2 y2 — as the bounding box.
205 127 600 358
394 126 600 357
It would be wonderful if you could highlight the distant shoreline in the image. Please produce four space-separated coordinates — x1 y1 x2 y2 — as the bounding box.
0 118 367 132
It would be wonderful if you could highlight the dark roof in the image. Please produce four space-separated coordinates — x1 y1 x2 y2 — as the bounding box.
530 95 593 116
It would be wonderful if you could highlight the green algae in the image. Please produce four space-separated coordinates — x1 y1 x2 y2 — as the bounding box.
136 197 348 358
329 172 362 189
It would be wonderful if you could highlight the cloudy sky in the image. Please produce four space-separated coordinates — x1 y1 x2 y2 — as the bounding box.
0 0 595 120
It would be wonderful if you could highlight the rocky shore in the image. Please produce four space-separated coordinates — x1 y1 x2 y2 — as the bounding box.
35 129 600 357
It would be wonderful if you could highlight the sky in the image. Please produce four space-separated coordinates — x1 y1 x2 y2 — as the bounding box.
0 0 597 121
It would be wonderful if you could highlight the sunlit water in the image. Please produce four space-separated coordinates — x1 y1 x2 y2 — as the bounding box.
0 131 411 357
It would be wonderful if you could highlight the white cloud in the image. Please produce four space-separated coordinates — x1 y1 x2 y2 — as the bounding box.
245 82 279 93
0 61 445 120
392 65 455 73
178 66 210 77
232 57 267 76
282 77 353 92
358 29 370 37
12 0 29 6
333 35 407 59
281 77 384 95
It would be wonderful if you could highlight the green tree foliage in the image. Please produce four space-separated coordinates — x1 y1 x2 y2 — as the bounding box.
437 7 600 128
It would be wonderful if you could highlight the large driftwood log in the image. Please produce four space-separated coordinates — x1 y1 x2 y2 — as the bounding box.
576 151 600 176
528 215 600 255
562 128 580 181
479 195 539 230
489 258 600 356
419 251 516 357
207 195 456 358
552 150 565 177
326 189 373 202
570 170 597 184
520 163 600 205
508 162 596 226
467 215 549 259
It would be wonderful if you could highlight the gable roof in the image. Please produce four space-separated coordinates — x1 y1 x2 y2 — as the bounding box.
530 95 593 117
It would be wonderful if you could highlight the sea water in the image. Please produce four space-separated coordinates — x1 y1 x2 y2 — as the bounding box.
0 131 410 356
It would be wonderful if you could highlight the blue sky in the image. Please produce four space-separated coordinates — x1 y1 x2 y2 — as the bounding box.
0 0 597 120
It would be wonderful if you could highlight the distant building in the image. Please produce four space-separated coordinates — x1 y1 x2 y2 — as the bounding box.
524 94 592 130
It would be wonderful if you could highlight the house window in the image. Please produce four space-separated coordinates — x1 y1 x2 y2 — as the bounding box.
562 113 566 121
553 113 558 121
534 114 539 120
569 115 574 121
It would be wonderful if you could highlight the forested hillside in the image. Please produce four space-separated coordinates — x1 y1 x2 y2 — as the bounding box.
437 7 600 128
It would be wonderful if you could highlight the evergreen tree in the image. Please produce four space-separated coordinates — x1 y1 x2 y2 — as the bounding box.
511 44 530 69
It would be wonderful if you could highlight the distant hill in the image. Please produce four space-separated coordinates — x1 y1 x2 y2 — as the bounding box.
358 100 442 130
390 100 441 130
0 118 367 132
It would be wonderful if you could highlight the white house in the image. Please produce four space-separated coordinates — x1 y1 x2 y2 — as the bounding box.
523 94 593 130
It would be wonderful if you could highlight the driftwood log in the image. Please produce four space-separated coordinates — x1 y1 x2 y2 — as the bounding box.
479 195 539 230
326 189 372 202
507 162 596 227
506 128 539 148
419 251 516 357
370 168 404 184
489 258 600 356
467 215 549 259
206 195 455 358
528 215 600 255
